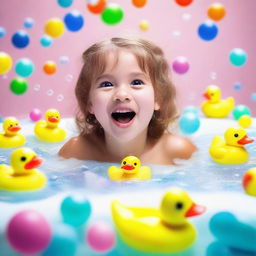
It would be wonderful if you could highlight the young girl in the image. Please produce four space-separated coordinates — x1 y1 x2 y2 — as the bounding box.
59 37 196 165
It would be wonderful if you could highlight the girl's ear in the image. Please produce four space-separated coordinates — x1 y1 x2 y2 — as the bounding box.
154 101 160 111
88 102 94 114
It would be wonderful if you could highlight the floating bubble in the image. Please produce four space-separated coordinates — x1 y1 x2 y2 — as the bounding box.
24 17 35 29
208 3 226 21
65 74 73 82
172 56 189 74
57 0 74 8
45 18 65 38
47 89 54 96
198 20 218 41
87 0 106 14
132 0 147 8
0 52 12 75
175 0 193 7
229 48 247 67
172 30 181 37
233 82 242 91
57 94 64 102
64 10 84 32
34 84 41 91
43 61 57 75
101 3 124 25
210 72 217 80
0 27 6 38
40 35 53 47
10 78 28 95
182 13 191 21
15 58 34 77
12 30 30 48
59 56 69 64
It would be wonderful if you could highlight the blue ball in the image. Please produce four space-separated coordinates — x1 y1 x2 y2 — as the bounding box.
15 58 34 77
0 27 6 38
233 105 251 120
40 35 53 47
41 223 77 256
179 112 200 134
24 17 34 29
233 82 242 91
12 30 30 48
198 20 218 41
61 194 91 227
64 10 84 32
58 0 74 8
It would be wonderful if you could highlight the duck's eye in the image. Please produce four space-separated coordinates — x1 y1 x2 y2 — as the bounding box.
123 161 126 165
10 124 13 127
175 202 183 210
16 123 18 125
56 116 58 118
20 156 26 161
234 133 239 137
134 162 137 166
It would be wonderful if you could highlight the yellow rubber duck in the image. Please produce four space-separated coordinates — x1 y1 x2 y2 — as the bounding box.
111 187 206 253
108 156 151 181
209 127 254 164
0 117 25 148
0 147 47 191
242 168 256 196
34 109 66 142
202 85 235 118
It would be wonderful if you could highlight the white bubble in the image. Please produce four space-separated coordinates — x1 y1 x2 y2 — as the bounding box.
2 74 8 79
59 56 69 65
210 72 217 80
57 94 64 102
34 84 41 91
47 89 54 96
182 13 191 21
65 74 73 82
172 30 181 37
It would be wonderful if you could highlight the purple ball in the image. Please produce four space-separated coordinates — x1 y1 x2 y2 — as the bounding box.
86 221 115 253
29 108 42 121
6 210 52 255
172 56 190 74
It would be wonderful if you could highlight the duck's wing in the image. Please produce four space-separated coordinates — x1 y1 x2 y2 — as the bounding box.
108 166 124 181
136 166 152 180
225 97 235 111
209 136 227 159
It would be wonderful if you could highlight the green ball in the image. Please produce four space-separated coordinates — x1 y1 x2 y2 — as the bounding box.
10 77 28 95
229 48 247 67
233 104 251 120
101 3 124 25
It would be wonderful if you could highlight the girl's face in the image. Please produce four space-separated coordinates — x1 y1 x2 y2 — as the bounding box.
89 49 159 141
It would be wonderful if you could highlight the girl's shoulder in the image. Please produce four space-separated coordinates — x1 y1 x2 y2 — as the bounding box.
161 133 197 160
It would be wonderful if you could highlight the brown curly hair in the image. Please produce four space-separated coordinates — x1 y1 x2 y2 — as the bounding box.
75 37 178 139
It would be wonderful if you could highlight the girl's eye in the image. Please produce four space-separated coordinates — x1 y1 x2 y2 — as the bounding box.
99 81 113 88
131 79 144 86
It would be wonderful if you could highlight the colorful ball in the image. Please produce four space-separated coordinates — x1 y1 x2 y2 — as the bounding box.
132 0 147 8
6 210 52 255
64 10 84 32
11 30 30 48
175 0 193 7
179 112 200 134
29 108 42 122
229 48 247 67
45 18 65 38
198 20 218 41
41 223 77 256
207 3 226 21
24 17 35 29
0 27 6 38
233 105 251 120
10 78 28 95
139 20 149 31
15 58 34 77
87 0 106 14
0 52 12 75
61 194 91 227
238 115 252 129
86 221 115 253
40 35 53 47
101 3 124 25
43 61 57 75
172 56 190 74
58 0 74 8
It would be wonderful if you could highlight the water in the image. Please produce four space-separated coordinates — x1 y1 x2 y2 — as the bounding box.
1 118 256 256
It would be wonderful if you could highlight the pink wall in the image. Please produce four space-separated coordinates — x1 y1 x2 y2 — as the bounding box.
1 0 255 118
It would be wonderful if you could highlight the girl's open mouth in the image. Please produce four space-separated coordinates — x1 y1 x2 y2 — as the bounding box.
111 111 136 125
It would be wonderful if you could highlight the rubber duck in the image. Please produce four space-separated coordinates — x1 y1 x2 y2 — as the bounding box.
209 127 254 164
108 156 151 181
0 117 25 148
34 109 66 142
202 85 235 118
0 147 47 191
111 187 206 253
242 168 256 196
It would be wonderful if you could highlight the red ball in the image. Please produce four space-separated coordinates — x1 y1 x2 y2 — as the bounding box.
175 0 193 7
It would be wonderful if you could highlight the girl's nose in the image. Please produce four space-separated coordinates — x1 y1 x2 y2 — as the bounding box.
113 86 131 102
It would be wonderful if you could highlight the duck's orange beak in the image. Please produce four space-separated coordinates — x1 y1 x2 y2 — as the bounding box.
24 156 43 169
242 173 253 189
203 92 210 100
8 126 21 132
185 203 206 217
237 135 254 145
121 164 135 171
48 117 59 123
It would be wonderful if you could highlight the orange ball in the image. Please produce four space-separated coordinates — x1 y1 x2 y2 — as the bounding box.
175 0 193 7
43 61 57 75
87 0 106 14
208 3 226 21
132 0 147 8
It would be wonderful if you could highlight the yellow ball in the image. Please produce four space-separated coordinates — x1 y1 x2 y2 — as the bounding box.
139 20 149 31
0 52 12 75
45 18 65 38
238 115 252 128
